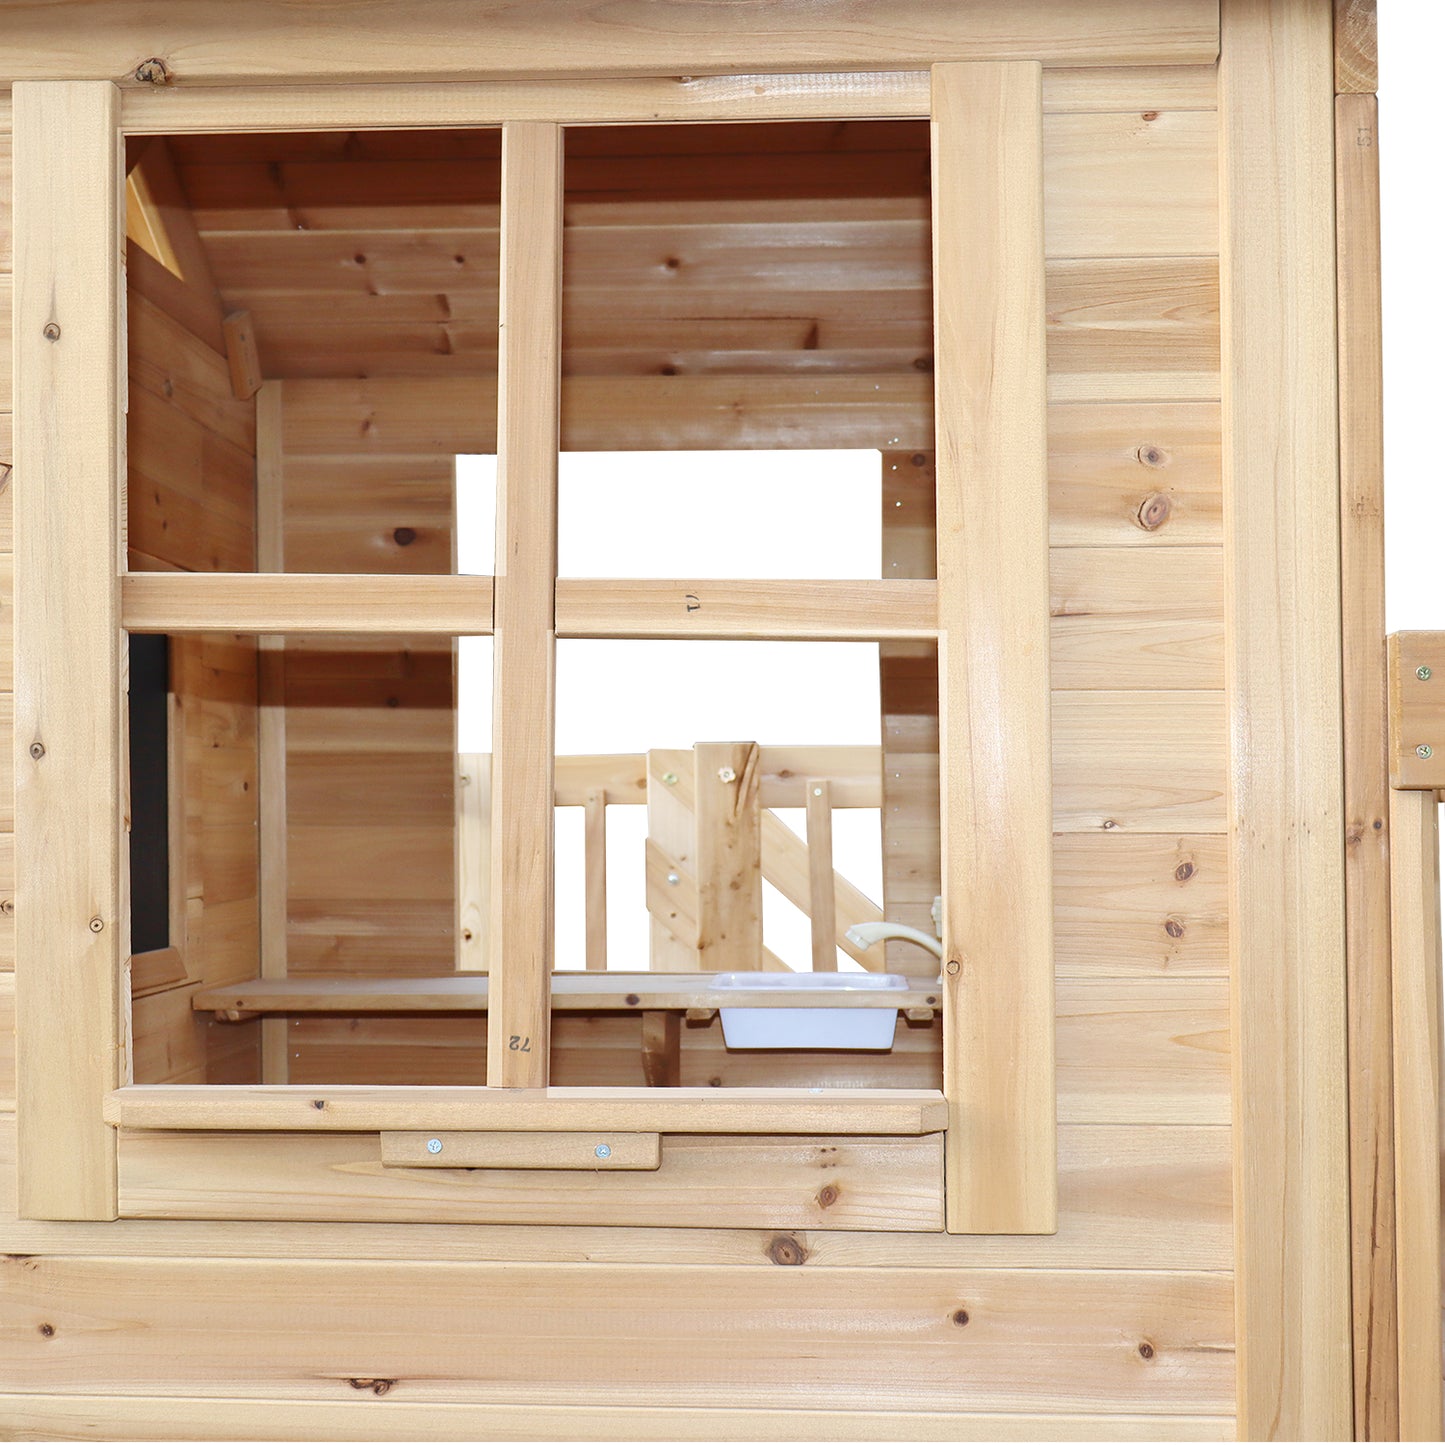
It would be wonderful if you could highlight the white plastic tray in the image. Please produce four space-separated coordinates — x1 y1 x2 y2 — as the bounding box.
711 970 910 1050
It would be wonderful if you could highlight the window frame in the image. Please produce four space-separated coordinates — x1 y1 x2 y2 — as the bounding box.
13 70 1055 1234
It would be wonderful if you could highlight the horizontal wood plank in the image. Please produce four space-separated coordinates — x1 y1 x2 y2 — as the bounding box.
380 1130 661 1170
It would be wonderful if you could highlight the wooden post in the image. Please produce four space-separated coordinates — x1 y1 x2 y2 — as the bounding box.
255 382 289 1084
931 61 1056 1235
1221 0 1353 1434
1336 88 1398 1441
583 788 608 971
693 741 762 972
1389 786 1443 1442
805 779 836 971
13 80 124 1219
486 122 562 1086
456 753 491 972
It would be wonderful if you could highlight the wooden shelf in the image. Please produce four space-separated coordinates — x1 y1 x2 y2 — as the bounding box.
104 1085 949 1136
193 971 941 1017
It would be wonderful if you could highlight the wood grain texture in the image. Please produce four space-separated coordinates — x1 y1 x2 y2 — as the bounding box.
1335 91 1397 1442
1335 0 1377 93
1 1 1221 82
933 61 1055 1234
1221 0 1353 1435
119 1130 943 1230
1388 788 1443 1442
12 80 122 1221
0 1256 1234 1413
488 122 561 1087
1387 633 1445 788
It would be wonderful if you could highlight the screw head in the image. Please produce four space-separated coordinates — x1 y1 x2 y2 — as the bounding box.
666 872 680 886
595 1143 612 1159
425 1137 443 1155
88 917 104 934
812 786 824 797
945 959 961 976
662 771 678 786
42 322 61 342
1419 665 1434 681
717 766 737 783
1418 744 1434 760
29 742 45 760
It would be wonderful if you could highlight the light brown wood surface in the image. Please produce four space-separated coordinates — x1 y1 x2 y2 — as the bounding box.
1388 787 1443 1442
1221 0 1353 1435
12 81 123 1221
488 122 561 1087
1336 90 1398 1441
379 1130 661 1171
932 61 1055 1235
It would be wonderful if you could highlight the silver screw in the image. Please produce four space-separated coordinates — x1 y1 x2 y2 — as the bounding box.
662 771 678 786
666 872 680 886
1418 744 1434 760
595 1143 612 1159
426 1137 443 1155
812 786 824 797
717 766 737 783
1419 665 1434 681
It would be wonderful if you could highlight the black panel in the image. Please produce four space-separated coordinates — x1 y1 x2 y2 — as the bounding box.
128 633 171 956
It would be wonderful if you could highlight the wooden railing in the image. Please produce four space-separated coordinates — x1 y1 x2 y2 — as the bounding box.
458 743 898 976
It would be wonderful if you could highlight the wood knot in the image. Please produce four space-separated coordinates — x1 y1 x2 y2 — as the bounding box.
663 256 681 272
311 1098 327 1111
1136 444 1169 468
133 57 171 85
38 1323 55 1338
766 1234 809 1266
625 993 640 1007
815 1183 841 1210
910 453 928 468
349 1378 395 1396
1164 917 1185 940
1137 1341 1155 1360
1136 492 1173 531
952 1308 970 1327
1141 111 1159 122
1174 860 1195 882
392 527 417 547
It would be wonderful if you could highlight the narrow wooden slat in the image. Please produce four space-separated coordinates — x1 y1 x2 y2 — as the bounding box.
693 742 762 972
1336 91 1398 1441
121 572 494 634
487 122 562 1087
646 750 699 970
932 61 1055 1234
1389 787 1443 1442
1221 0 1353 1434
806 780 837 971
555 578 938 640
639 1011 681 1088
583 788 607 972
222 308 262 400
255 383 289 1086
103 1085 950 1136
380 1130 661 1171
1335 0 1377 94
12 80 123 1221
455 754 491 973
10 2 1220 85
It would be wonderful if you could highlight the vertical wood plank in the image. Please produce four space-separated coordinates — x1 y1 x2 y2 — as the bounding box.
1389 787 1443 1442
13 80 123 1219
456 753 491 973
693 741 762 973
1221 1 1353 1434
1335 90 1398 1443
646 749 699 970
487 122 561 1086
583 788 607 972
805 779 836 972
931 61 1056 1235
255 381 289 1085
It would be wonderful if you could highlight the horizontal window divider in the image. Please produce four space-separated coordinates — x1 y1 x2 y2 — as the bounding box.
104 1086 949 1137
191 971 940 1017
120 572 495 635
554 578 939 641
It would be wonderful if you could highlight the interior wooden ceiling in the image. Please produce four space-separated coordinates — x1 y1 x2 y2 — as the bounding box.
165 123 933 381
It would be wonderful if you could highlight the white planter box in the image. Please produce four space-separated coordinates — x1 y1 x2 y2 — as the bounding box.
712 970 911 1050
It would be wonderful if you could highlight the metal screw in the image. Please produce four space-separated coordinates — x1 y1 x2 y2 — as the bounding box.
595 1143 612 1159
662 772 678 786
1419 665 1434 681
812 786 824 797
88 917 104 934
666 872 680 886
29 742 45 760
1417 744 1434 760
717 766 737 783
42 323 60 342
945 959 961 976
426 1138 443 1155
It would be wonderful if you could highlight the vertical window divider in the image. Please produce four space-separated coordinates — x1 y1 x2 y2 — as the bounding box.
931 61 1057 1234
487 121 563 1087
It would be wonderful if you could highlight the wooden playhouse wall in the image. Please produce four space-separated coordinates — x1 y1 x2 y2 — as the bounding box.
0 2 1391 1439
